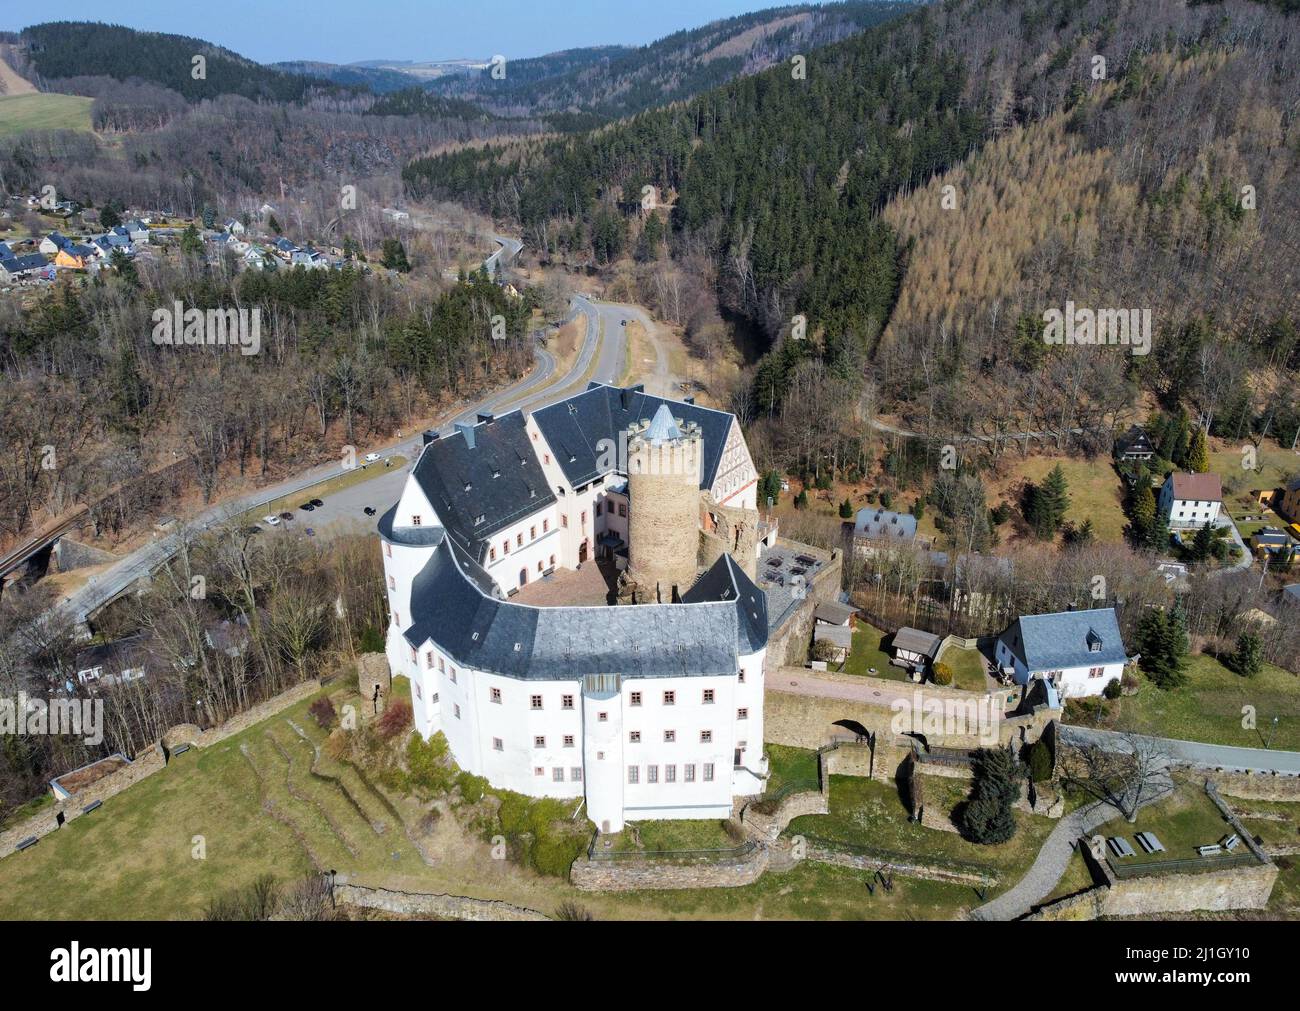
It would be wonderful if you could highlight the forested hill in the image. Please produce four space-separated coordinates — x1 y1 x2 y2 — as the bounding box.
404 0 1300 419
423 2 915 122
271 60 423 95
21 22 344 102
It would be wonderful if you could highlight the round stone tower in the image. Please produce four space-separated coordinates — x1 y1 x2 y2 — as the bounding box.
624 404 703 603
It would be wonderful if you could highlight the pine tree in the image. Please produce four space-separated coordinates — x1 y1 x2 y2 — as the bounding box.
1192 520 1214 561
1130 482 1156 545
961 748 1020 844
1030 464 1070 539
1230 632 1263 678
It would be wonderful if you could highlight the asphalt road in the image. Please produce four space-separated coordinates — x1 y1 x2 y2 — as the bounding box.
1061 724 1300 775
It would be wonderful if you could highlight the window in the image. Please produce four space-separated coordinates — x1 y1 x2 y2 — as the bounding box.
627 766 639 784
490 547 497 562
393 610 400 625
543 519 549 533
562 515 569 529
535 767 544 777
414 682 421 700
490 687 501 704
647 765 659 784
571 767 583 782
630 691 642 706
534 736 546 748
384 543 392 558
454 704 461 719
530 526 536 539
531 694 543 710
738 669 746 683
663 690 675 706
493 738 503 751
430 693 438 704
538 561 544 573
411 515 422 526
738 708 749 720
562 694 574 709
1089 666 1104 678
618 503 627 518
703 763 714 782
663 730 676 743
700 730 712 743
425 651 434 669
409 646 417 663
564 735 575 748
449 667 457 683
665 765 676 783
581 511 587 527
684 764 696 782
549 554 556 566
702 689 715 704
517 533 524 548
552 768 564 782
598 711 608 722
629 731 641 743
438 657 445 673
503 539 510 554
388 576 396 590
595 502 602 516
544 453 550 464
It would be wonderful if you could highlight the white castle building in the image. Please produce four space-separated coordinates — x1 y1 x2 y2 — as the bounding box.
380 383 769 833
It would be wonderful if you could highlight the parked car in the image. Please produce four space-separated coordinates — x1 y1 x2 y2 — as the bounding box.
279 511 293 521
300 502 315 511
310 498 324 507
364 452 381 463
363 506 377 516
262 515 280 526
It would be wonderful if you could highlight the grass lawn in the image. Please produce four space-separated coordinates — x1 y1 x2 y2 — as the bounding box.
242 455 408 523
1209 438 1300 520
1038 850 1098 906
612 819 738 854
763 744 820 796
837 623 900 679
787 775 1056 895
997 455 1128 544
0 93 94 137
1093 781 1232 865
1110 653 1300 751
937 642 989 692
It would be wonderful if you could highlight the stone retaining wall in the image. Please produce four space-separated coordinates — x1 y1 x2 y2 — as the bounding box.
570 843 770 891
335 882 549 920
1209 769 1300 802
803 842 996 886
742 790 827 842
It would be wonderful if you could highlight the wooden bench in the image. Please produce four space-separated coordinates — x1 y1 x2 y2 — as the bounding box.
1221 834 1240 852
15 836 38 852
82 799 102 814
1197 844 1223 857
1135 831 1165 854
1108 836 1136 858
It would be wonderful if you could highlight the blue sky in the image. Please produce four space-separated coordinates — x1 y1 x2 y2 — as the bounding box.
2 0 793 64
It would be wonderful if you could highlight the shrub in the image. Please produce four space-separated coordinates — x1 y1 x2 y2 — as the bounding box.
376 699 412 739
358 626 385 652
554 900 594 921
1102 677 1122 700
406 732 455 795
880 490 894 509
811 639 839 662
931 662 953 686
1027 739 1053 783
455 771 488 805
308 696 336 730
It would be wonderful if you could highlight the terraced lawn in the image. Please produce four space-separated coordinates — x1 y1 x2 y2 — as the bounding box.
937 642 989 692
1094 782 1233 866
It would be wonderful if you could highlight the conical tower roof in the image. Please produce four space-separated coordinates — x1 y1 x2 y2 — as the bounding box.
645 403 683 445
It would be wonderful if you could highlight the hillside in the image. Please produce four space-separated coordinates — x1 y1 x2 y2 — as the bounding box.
424 2 915 122
270 59 423 94
405 0 1300 437
21 21 345 102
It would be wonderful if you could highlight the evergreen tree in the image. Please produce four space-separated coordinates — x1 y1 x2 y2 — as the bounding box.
961 748 1019 844
838 498 853 519
1130 482 1156 545
1147 508 1171 553
1137 606 1188 688
180 224 203 257
268 214 283 235
1029 464 1070 539
1187 427 1210 473
1191 520 1214 562
1229 631 1263 678
381 239 411 272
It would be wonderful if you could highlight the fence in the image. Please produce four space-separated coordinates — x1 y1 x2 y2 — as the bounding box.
1106 852 1263 880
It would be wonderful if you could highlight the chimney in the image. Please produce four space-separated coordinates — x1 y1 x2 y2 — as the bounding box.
454 421 477 450
421 430 440 445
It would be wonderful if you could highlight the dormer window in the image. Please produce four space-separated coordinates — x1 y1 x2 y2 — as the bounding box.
1087 629 1102 652
411 516 422 527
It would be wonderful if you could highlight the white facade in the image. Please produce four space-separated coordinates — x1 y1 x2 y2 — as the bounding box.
380 392 770 833
993 638 1125 698
1158 475 1222 528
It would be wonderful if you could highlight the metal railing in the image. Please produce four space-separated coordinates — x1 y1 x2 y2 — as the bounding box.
1106 851 1263 879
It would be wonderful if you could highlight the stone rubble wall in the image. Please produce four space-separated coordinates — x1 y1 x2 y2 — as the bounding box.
570 843 770 892
335 881 549 920
1208 769 1300 802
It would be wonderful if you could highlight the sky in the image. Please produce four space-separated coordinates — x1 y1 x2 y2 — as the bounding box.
1 0 795 64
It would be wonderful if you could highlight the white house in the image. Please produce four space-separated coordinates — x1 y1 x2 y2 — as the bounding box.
380 385 768 833
1158 472 1222 529
995 607 1131 698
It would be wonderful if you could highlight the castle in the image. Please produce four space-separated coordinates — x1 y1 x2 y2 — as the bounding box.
379 383 770 832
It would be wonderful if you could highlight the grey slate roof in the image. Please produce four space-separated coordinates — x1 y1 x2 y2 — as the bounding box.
854 507 917 541
410 412 556 564
892 626 941 658
530 383 734 491
401 538 766 680
1000 607 1129 672
814 600 857 625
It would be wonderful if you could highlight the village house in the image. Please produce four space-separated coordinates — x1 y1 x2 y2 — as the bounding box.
890 626 942 678
1114 425 1155 463
1158 472 1223 529
995 606 1131 698
0 251 50 283
853 507 917 544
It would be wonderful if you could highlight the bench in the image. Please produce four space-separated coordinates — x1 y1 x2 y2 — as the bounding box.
1107 836 1136 858
1221 834 1240 852
15 836 38 852
172 744 191 756
1135 831 1165 854
1197 844 1223 857
82 799 102 814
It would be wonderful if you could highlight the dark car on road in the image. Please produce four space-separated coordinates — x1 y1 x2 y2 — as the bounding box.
279 511 293 521
300 502 315 511
310 498 324 508
363 506 376 516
